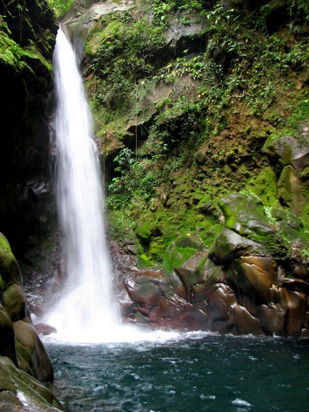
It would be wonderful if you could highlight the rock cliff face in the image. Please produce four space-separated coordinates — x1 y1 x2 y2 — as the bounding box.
0 1 64 410
0 0 57 258
60 0 309 337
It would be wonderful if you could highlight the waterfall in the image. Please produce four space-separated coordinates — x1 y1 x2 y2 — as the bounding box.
46 28 119 342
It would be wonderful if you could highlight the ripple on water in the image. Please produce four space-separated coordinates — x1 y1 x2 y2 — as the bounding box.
44 334 309 412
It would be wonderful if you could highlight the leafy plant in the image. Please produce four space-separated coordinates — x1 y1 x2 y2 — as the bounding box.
46 0 74 16
107 148 166 210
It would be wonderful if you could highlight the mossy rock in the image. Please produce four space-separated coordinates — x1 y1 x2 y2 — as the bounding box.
299 167 309 186
13 320 53 382
208 228 265 266
218 193 288 257
277 165 306 215
0 233 23 289
0 304 17 366
3 284 27 323
0 356 63 411
174 251 208 296
245 166 279 207
135 223 152 243
162 234 205 275
175 234 204 250
263 135 309 173
197 258 224 286
270 208 309 250
219 193 272 236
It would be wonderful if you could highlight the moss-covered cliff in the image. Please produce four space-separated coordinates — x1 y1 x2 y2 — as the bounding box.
74 0 309 266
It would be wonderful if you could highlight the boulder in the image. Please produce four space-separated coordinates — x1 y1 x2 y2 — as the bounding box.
218 194 287 256
0 356 63 411
179 305 210 331
282 289 306 337
206 285 236 334
239 256 277 302
0 233 23 288
259 303 286 336
0 305 18 366
263 134 309 172
277 165 306 215
124 275 161 308
193 149 207 165
34 323 57 336
174 251 208 299
225 256 276 304
208 228 263 266
3 284 28 323
234 304 263 335
163 234 205 274
148 296 186 327
218 193 274 238
13 320 53 382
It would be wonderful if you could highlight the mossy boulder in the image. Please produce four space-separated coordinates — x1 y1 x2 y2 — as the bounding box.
0 232 54 386
277 165 306 215
3 284 27 323
218 193 288 256
208 228 264 266
0 304 17 366
13 320 53 382
162 234 205 274
219 194 273 237
0 233 23 288
270 208 309 251
173 252 208 300
244 166 279 207
263 134 309 173
0 356 63 411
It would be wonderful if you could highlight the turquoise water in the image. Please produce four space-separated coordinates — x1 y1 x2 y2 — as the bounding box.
46 334 309 412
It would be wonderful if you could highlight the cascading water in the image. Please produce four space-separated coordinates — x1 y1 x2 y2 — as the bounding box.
46 28 119 342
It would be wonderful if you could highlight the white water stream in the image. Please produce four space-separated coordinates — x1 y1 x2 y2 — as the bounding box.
45 28 120 342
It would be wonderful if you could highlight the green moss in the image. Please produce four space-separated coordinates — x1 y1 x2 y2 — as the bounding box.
137 253 153 268
0 29 32 71
301 188 309 229
46 0 74 16
163 245 197 275
0 16 52 72
0 235 13 258
98 0 309 270
244 167 279 207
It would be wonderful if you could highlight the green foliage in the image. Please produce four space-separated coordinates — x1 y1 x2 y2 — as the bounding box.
46 0 74 16
85 0 309 267
107 148 167 209
152 0 205 24
0 15 32 71
90 14 165 110
0 12 53 72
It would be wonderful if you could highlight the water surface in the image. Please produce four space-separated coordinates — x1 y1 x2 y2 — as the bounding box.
45 333 309 412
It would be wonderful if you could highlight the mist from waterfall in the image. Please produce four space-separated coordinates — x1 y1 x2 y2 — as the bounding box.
46 28 119 342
